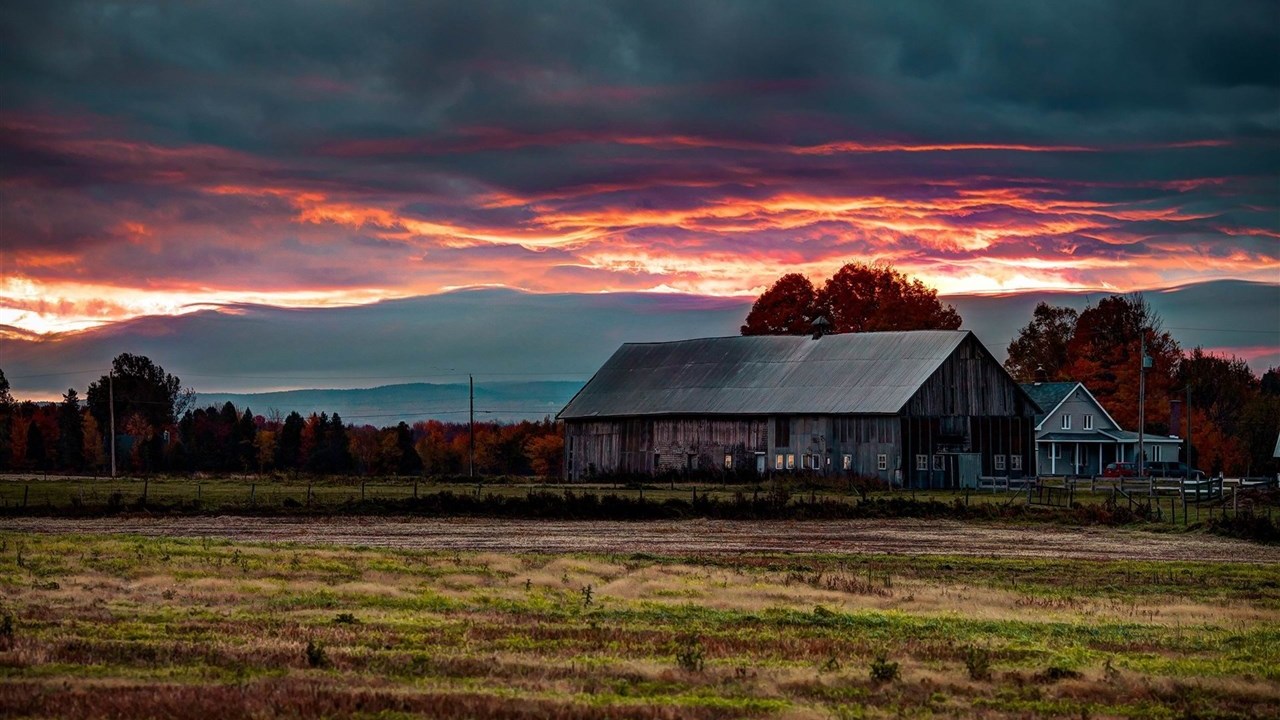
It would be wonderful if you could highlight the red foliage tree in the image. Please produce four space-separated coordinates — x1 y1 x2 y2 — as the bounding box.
818 263 961 333
740 273 819 335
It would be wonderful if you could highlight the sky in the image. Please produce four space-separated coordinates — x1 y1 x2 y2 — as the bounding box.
1 2 1278 348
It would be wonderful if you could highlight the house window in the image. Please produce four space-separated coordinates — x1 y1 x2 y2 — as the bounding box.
1011 455 1022 471
1061 414 1072 430
994 455 1006 471
724 454 733 469
1084 414 1094 430
877 454 887 471
843 454 853 470
775 454 784 470
775 417 790 447
786 453 796 470
932 455 944 471
1151 446 1161 461
916 454 928 471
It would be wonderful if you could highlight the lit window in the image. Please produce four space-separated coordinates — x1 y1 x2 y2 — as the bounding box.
724 454 733 469
1011 455 1022 471
877 454 887 471
786 454 795 470
775 454 784 470
1061 414 1072 430
1084 414 1094 430
916 454 928 471
994 455 1006 471
843 454 853 470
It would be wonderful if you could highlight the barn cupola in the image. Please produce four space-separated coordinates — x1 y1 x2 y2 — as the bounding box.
810 315 831 339
1033 365 1048 385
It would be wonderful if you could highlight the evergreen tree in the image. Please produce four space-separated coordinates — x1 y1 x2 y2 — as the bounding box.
56 389 85 471
276 412 304 470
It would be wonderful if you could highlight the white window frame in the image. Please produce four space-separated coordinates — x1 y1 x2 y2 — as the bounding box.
1061 414 1072 430
932 454 944 471
1151 446 1161 461
994 454 1006 471
1011 454 1022 471
1083 414 1094 430
786 453 796 470
843 454 853 470
916 454 928 471
877 454 887 471
724 453 733 469
775 454 784 470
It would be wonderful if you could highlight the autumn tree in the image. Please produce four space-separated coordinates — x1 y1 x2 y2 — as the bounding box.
1063 294 1179 432
525 433 564 477
86 354 190 469
0 369 13 469
818 262 961 333
741 274 819 335
1004 303 1078 382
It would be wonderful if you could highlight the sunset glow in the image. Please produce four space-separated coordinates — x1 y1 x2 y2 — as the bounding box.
1 2 1277 338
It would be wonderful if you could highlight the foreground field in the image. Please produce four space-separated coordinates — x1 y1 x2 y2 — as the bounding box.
1 532 1278 719
8 516 1280 563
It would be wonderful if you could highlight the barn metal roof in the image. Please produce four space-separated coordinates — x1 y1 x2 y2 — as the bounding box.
558 330 973 419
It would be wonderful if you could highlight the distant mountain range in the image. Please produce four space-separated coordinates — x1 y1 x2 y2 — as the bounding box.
195 381 584 425
4 281 1277 403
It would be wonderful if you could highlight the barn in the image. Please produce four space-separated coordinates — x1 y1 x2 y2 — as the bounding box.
557 329 1041 487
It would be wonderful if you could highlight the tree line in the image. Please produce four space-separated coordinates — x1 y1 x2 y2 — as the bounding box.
0 356 563 477
745 262 1279 476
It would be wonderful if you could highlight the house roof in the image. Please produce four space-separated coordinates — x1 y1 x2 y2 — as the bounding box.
1020 380 1124 432
1020 382 1078 417
558 330 981 419
1105 430 1182 444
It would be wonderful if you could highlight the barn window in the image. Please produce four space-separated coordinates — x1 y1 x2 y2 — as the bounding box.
932 454 944 471
724 453 733 469
843 454 853 470
916 454 928 471
775 417 790 447
775 454 784 470
1084 414 1094 430
877 454 887 471
994 454 1006 471
1011 455 1022 471
786 453 795 470
653 453 660 470
1061 414 1072 430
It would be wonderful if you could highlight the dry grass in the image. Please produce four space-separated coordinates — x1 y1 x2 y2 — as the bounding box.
1 531 1277 719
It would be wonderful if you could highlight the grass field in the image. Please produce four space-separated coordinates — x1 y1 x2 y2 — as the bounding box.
2 531 1278 718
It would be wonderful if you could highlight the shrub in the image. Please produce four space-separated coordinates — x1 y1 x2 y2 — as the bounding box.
305 640 329 668
869 654 899 683
964 646 992 681
333 613 359 625
0 613 13 651
675 635 705 672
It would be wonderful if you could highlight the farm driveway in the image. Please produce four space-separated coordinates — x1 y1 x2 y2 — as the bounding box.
6 516 1278 563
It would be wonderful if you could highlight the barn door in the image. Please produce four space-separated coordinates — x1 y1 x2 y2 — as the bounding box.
957 453 981 489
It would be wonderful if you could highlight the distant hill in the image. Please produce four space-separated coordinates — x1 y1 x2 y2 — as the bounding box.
195 381 583 425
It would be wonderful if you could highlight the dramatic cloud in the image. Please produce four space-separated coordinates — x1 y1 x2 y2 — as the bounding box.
1 0 1277 336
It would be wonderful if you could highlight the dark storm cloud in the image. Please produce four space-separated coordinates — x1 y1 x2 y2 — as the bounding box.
1 0 1277 342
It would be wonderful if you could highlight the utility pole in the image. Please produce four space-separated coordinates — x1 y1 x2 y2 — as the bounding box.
1137 336 1146 479
108 370 117 479
1186 383 1192 482
468 374 475 479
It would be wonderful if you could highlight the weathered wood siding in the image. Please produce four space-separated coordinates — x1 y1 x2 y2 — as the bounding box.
904 334 1038 418
564 416 768 480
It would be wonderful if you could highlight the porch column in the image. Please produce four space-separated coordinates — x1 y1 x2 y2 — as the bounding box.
1050 442 1056 474
1074 444 1079 476
1098 442 1103 475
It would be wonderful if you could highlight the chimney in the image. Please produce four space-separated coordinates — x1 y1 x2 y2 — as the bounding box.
1033 365 1047 385
810 315 831 339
